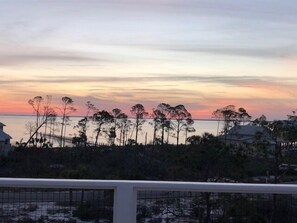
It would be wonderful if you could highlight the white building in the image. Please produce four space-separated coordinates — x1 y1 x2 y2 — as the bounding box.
0 122 12 155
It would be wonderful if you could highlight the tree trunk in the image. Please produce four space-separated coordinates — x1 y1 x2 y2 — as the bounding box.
166 127 170 144
24 118 48 148
161 125 165 144
60 115 65 147
63 123 67 147
176 121 180 145
185 129 188 144
119 127 123 146
135 120 139 144
153 123 157 144
95 126 101 147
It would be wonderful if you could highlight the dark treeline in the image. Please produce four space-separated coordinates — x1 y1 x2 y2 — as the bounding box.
0 141 269 181
12 95 297 184
7 97 297 223
3 144 296 223
22 95 196 148
4 136 297 184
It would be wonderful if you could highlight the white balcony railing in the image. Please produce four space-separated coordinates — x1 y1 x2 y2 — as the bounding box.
0 178 297 223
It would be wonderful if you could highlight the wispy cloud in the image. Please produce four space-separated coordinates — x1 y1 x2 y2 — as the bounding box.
1 0 297 120
0 54 97 66
161 45 297 59
102 0 297 20
0 49 112 66
1 74 297 87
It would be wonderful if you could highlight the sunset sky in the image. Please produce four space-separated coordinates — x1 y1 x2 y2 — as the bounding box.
0 0 297 120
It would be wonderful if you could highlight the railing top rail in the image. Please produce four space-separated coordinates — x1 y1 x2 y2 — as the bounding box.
0 178 296 194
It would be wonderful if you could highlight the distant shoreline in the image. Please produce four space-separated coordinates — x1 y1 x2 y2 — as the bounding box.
0 114 220 121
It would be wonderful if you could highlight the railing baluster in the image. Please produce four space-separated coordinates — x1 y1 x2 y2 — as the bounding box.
113 183 137 223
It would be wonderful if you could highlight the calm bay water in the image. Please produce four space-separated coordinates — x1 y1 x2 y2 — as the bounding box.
0 115 221 146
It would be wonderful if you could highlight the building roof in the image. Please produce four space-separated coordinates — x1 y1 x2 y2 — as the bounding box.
220 125 275 145
0 122 6 127
228 125 268 136
0 130 12 141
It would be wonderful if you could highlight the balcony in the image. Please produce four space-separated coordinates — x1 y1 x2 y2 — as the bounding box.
0 178 296 222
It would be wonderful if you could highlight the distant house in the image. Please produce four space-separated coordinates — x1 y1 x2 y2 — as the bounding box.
0 122 12 155
219 125 276 156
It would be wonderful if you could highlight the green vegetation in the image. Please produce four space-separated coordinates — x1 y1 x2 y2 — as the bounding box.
4 136 297 183
10 98 296 183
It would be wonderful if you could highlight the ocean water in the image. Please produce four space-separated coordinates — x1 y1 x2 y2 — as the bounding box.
0 115 222 146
